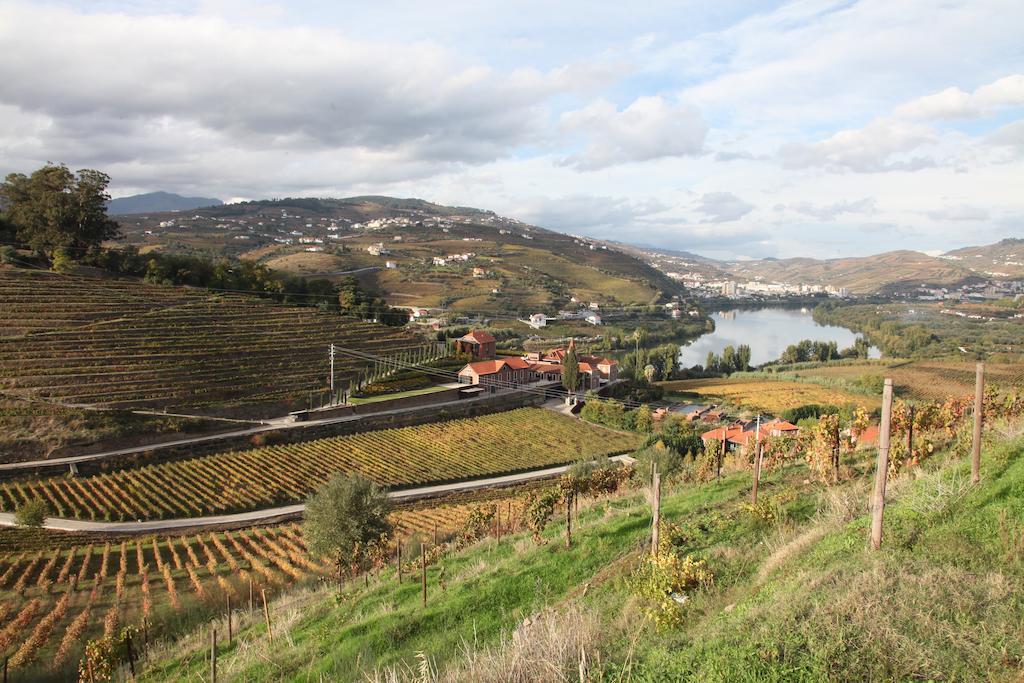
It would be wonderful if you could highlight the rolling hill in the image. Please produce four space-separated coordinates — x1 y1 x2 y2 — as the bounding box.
941 237 1024 277
106 191 223 215
110 196 686 313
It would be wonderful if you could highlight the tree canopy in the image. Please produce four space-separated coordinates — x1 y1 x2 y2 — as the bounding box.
562 340 580 394
0 163 121 255
303 473 392 575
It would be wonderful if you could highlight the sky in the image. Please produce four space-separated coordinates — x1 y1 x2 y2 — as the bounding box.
1 0 1022 259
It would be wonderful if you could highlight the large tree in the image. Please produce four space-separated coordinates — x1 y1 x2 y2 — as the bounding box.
562 339 581 395
0 163 121 256
303 473 392 581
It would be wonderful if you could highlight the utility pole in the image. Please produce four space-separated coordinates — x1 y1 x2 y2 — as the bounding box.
329 343 336 399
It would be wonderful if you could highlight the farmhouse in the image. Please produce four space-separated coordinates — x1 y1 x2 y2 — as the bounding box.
701 418 800 453
458 357 532 386
455 330 496 359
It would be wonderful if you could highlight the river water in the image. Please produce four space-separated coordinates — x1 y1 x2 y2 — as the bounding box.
678 307 881 368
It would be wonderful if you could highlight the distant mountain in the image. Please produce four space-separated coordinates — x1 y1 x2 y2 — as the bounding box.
107 191 223 215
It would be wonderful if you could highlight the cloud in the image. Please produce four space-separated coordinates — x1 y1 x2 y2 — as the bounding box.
895 74 1024 120
509 194 668 233
926 205 991 221
559 96 706 170
780 118 937 172
778 197 877 221
693 191 753 223
0 2 591 195
987 118 1024 155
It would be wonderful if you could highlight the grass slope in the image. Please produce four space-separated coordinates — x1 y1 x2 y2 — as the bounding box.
141 427 1023 681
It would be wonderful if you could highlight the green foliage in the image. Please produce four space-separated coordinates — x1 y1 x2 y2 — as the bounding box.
778 338 840 364
632 442 684 484
635 405 654 432
621 343 680 381
562 341 580 394
523 487 562 542
303 473 392 575
781 403 840 422
14 498 47 527
628 528 714 630
0 163 121 255
461 504 496 544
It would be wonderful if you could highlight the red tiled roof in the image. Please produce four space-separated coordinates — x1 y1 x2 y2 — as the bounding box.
530 362 563 374
459 330 496 344
701 426 745 442
460 360 504 375
502 357 531 370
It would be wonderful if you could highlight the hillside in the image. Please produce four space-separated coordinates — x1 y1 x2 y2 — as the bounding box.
110 196 685 313
107 191 223 215
0 267 424 416
137 423 1024 681
942 237 1024 278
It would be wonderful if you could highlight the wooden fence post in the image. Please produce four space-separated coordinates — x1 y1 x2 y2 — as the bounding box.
261 589 273 643
396 539 402 584
751 442 762 506
907 404 915 462
563 493 572 549
972 362 984 484
870 378 894 550
210 627 217 683
831 423 841 484
421 547 427 607
651 466 661 556
227 594 233 644
496 507 502 542
248 579 254 613
125 630 136 679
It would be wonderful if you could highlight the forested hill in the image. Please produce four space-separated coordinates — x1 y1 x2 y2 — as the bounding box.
111 196 687 313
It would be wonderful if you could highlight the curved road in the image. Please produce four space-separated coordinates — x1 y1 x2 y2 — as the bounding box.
0 455 632 534
0 390 471 475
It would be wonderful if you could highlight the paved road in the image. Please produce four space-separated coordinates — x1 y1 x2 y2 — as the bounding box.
0 393 510 475
0 455 632 534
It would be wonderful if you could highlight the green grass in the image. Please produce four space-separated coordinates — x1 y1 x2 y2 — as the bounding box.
139 427 1024 682
347 384 455 405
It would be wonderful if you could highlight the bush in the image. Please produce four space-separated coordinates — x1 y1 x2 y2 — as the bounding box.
782 403 840 423
632 442 683 483
628 530 714 630
14 498 47 527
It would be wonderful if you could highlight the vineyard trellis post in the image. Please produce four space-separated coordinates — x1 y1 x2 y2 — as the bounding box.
210 627 217 683
751 442 762 506
248 579 254 612
972 362 985 485
396 539 402 584
126 630 137 679
907 405 915 462
870 378 894 551
3 655 7 683
565 493 573 549
831 422 840 484
261 589 273 643
651 464 661 556
421 546 427 607
227 594 233 644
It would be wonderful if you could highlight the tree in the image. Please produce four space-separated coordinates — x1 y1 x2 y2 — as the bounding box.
736 344 752 371
14 499 47 527
303 473 392 581
562 339 581 395
722 345 736 373
0 164 121 256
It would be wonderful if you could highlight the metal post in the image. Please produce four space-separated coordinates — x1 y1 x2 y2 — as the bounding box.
972 362 984 484
870 379 894 550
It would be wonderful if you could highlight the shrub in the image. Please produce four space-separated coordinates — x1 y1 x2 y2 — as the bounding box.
14 498 47 527
628 536 713 630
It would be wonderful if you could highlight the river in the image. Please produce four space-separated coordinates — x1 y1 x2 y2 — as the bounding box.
678 307 881 367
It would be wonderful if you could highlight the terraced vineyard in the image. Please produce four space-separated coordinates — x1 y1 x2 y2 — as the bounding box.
0 493 536 679
0 409 639 521
0 268 424 411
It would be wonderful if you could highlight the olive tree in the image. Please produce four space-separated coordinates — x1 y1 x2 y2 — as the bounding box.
303 473 392 582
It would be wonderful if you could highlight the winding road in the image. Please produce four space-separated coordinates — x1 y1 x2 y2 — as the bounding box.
0 455 633 534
